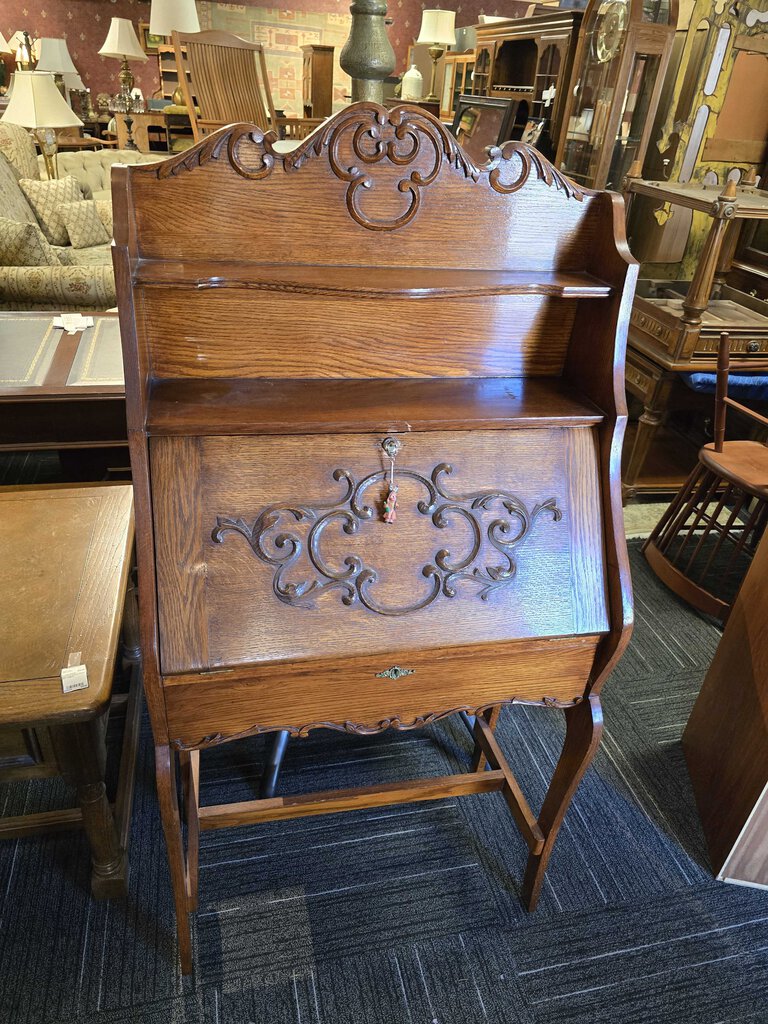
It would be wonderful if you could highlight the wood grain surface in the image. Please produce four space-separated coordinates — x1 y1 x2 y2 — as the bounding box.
151 428 609 673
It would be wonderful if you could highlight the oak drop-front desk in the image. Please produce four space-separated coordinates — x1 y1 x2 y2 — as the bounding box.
113 102 637 973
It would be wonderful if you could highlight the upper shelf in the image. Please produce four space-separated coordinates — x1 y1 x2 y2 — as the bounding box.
147 376 605 436
133 263 613 300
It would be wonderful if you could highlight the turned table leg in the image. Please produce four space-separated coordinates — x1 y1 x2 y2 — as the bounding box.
522 695 603 911
49 716 127 898
681 179 738 328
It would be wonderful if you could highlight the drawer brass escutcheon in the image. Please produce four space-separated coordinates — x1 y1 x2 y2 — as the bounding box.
375 666 416 680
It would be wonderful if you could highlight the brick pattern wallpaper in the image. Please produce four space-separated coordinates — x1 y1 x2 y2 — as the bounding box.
1 0 510 112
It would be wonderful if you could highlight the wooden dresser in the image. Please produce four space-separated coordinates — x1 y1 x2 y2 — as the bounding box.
112 103 637 973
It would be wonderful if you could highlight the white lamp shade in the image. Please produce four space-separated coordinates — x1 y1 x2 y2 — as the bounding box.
150 0 200 37
98 18 148 63
62 72 86 92
35 38 78 75
0 31 11 54
1 71 83 128
417 9 457 47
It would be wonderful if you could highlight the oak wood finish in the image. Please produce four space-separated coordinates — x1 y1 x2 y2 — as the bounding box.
0 484 139 897
683 529 768 887
112 103 637 973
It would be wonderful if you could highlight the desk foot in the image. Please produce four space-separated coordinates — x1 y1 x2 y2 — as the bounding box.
522 695 603 911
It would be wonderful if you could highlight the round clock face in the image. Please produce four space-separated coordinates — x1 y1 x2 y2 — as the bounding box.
593 0 627 63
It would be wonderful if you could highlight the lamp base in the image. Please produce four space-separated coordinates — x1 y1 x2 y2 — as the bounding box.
31 128 58 180
423 44 445 103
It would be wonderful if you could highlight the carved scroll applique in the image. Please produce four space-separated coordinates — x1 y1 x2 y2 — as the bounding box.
285 104 481 231
212 463 562 617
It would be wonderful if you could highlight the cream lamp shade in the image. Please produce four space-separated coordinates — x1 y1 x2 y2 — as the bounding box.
98 18 148 62
35 37 78 74
0 31 12 54
0 70 83 127
416 9 456 47
62 72 86 92
150 0 200 37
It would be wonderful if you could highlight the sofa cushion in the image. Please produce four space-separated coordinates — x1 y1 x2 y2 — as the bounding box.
0 217 61 267
19 176 83 246
58 199 110 248
94 199 113 236
44 149 166 198
55 244 112 267
0 153 38 226
0 121 40 181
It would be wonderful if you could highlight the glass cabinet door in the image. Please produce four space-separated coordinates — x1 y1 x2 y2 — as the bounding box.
605 52 661 189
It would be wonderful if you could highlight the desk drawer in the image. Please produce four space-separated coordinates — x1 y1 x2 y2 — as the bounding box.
163 634 600 748
151 428 609 674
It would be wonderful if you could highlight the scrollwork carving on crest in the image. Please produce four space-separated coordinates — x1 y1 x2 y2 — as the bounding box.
172 695 583 750
284 103 483 231
212 462 562 616
155 123 277 181
486 141 587 201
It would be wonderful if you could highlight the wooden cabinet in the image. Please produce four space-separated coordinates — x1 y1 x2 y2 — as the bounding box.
112 103 636 974
472 9 584 155
302 44 334 118
555 0 677 190
440 51 475 121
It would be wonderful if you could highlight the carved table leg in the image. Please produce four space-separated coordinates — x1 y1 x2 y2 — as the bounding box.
49 716 127 898
522 695 603 911
623 374 674 500
156 744 194 975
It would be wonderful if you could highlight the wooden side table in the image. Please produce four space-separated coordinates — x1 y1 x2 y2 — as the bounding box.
0 483 139 897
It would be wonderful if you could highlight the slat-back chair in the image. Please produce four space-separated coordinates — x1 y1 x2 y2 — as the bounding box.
644 332 768 619
172 29 322 143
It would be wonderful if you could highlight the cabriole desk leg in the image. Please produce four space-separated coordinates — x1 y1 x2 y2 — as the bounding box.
49 716 127 898
522 695 603 910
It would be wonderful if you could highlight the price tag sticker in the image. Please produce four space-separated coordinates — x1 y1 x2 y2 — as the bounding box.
61 662 89 693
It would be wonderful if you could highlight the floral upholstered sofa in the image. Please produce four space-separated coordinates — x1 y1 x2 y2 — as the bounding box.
0 121 162 311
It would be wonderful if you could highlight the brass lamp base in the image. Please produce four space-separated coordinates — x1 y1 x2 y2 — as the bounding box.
31 128 58 180
423 43 445 103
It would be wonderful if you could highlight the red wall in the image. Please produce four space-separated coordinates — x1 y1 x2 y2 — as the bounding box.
1 0 520 101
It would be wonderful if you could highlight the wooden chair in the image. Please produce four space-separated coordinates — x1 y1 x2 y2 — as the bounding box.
111 102 636 974
644 332 768 620
172 29 322 143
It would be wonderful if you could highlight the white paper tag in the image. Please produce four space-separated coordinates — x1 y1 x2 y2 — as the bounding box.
54 314 94 335
61 664 89 693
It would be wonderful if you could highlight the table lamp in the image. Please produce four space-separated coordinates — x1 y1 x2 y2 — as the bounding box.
98 17 148 151
149 0 200 37
0 70 83 178
416 9 456 103
35 38 79 97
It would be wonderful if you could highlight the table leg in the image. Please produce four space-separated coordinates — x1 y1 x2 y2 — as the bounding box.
681 180 738 327
49 716 127 898
623 375 674 500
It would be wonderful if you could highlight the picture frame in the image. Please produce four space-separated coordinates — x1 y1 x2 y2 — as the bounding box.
139 22 168 55
450 95 518 163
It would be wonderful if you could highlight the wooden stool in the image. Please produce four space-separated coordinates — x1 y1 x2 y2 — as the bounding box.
643 333 768 621
0 484 140 898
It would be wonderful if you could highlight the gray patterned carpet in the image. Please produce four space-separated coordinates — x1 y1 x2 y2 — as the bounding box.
2 543 768 1024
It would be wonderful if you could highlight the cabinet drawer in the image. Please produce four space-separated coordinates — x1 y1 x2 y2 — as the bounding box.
151 427 609 674
164 634 600 748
